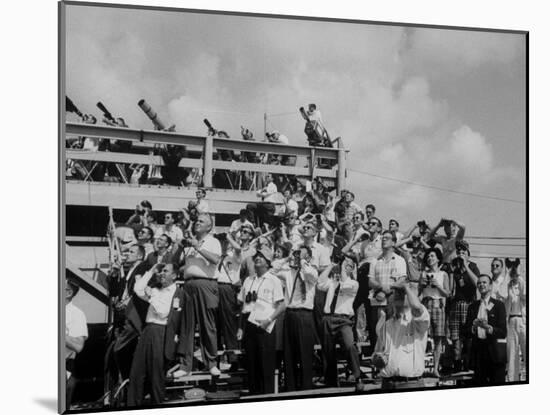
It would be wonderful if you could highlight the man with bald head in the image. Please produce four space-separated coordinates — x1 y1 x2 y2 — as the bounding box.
176 213 223 376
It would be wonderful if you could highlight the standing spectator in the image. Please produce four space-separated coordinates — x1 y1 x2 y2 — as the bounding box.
228 224 257 280
419 247 450 377
126 200 153 228
504 259 526 381
154 212 184 245
65 280 88 409
248 173 278 227
195 188 210 214
282 246 319 391
334 191 362 226
176 214 222 376
229 209 254 235
428 217 466 265
464 275 507 385
388 218 404 241
106 245 150 382
292 181 307 210
351 212 366 239
374 278 430 390
237 247 286 395
367 230 407 348
283 189 299 216
146 234 174 267
490 258 509 301
354 216 383 345
365 204 376 221
317 257 363 390
136 226 155 257
215 245 243 369
127 263 184 406
448 240 480 373
300 221 331 343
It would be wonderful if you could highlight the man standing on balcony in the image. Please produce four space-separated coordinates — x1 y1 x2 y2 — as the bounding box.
176 213 222 376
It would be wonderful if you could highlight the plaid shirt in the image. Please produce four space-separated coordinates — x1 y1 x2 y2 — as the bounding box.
368 253 407 306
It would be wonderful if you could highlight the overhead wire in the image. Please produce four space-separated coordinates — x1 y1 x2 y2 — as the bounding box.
348 168 526 204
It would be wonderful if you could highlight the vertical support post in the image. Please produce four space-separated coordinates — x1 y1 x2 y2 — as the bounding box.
264 112 267 137
337 148 346 193
309 148 316 180
203 135 213 187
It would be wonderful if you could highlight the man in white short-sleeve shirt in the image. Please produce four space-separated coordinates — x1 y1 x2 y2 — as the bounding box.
368 230 407 346
65 280 88 409
176 214 222 376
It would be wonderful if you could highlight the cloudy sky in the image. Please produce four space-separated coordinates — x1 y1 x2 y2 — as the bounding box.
65 4 526 263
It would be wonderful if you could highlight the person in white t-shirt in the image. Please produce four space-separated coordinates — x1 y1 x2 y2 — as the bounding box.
65 280 88 409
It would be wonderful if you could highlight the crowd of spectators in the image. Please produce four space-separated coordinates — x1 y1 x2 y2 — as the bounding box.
68 176 527 409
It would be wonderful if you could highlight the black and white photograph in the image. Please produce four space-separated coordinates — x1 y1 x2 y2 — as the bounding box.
59 1 528 413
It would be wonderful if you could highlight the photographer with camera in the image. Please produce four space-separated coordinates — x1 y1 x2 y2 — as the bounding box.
176 213 222 377
237 247 285 395
448 240 480 373
367 230 407 348
419 247 450 378
317 255 364 390
282 246 319 391
373 277 430 390
428 217 466 265
125 200 153 229
395 221 432 290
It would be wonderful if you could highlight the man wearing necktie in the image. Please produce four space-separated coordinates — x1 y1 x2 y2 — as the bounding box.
317 256 363 390
282 246 319 391
464 274 507 385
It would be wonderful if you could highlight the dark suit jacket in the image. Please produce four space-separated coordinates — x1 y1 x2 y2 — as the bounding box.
464 297 507 364
164 285 185 362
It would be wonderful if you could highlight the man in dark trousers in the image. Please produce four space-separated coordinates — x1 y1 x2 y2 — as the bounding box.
127 262 184 406
282 246 319 391
107 245 150 381
317 256 363 390
237 247 286 395
176 213 222 376
463 274 507 385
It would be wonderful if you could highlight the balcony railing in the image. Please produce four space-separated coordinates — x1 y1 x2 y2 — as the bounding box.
64 122 347 191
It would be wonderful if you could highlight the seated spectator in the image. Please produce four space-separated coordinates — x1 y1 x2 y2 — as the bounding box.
154 212 184 244
334 191 362 226
247 174 280 228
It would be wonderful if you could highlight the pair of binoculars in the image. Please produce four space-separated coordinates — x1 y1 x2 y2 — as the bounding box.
245 291 258 303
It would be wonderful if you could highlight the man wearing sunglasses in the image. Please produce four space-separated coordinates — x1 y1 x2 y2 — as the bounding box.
154 212 184 245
